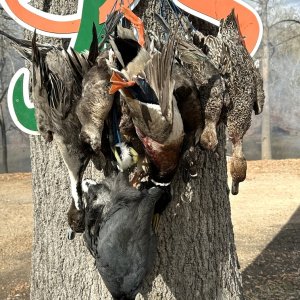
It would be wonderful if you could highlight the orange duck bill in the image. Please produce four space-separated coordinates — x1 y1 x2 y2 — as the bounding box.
109 71 136 94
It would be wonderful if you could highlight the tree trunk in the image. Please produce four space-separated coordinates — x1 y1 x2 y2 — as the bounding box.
0 88 8 173
261 0 272 160
30 0 243 299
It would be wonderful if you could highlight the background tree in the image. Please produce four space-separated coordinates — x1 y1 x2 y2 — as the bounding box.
0 6 29 173
0 7 13 172
247 0 300 159
24 0 244 299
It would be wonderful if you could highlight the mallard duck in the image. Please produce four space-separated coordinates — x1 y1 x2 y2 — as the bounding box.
157 9 232 159
170 8 264 194
219 10 264 195
176 37 227 152
83 172 162 300
109 24 185 185
153 13 219 181
154 11 226 154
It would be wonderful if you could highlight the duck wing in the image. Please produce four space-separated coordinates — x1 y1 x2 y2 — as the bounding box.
143 36 176 122
48 72 72 122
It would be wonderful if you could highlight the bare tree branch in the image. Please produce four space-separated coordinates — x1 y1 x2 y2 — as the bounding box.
274 32 300 47
270 19 300 29
247 0 261 4
0 86 8 104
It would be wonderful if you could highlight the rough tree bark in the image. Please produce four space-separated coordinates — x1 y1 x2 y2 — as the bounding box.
30 0 243 299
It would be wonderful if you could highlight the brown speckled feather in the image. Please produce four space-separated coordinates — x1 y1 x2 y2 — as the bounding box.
220 10 265 194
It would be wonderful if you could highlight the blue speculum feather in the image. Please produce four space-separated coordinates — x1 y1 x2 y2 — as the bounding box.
112 103 121 146
126 78 159 105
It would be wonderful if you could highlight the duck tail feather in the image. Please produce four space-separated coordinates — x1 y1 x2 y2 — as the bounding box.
0 29 31 60
87 23 99 65
31 31 48 94
65 47 91 89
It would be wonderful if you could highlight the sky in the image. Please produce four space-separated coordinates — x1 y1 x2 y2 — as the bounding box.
286 0 300 6
244 0 300 7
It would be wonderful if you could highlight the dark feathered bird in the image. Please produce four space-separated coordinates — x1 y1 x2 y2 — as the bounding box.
172 63 203 180
83 172 162 300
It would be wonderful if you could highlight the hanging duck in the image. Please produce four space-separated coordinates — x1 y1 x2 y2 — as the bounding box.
160 5 264 195
218 10 265 195
74 49 114 172
190 9 264 194
31 32 93 236
108 16 185 186
82 172 163 300
1 28 113 237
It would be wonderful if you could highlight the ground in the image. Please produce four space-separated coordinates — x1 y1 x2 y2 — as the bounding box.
231 160 300 300
0 160 299 299
0 173 32 300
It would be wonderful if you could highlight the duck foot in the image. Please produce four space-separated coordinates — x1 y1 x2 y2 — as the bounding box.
119 5 145 46
67 227 76 240
231 181 239 195
67 203 85 235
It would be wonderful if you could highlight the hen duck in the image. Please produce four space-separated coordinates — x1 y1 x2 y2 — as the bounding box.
219 10 265 195
167 7 264 194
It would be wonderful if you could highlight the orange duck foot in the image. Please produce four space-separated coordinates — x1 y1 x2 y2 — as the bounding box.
119 5 145 47
109 71 136 94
